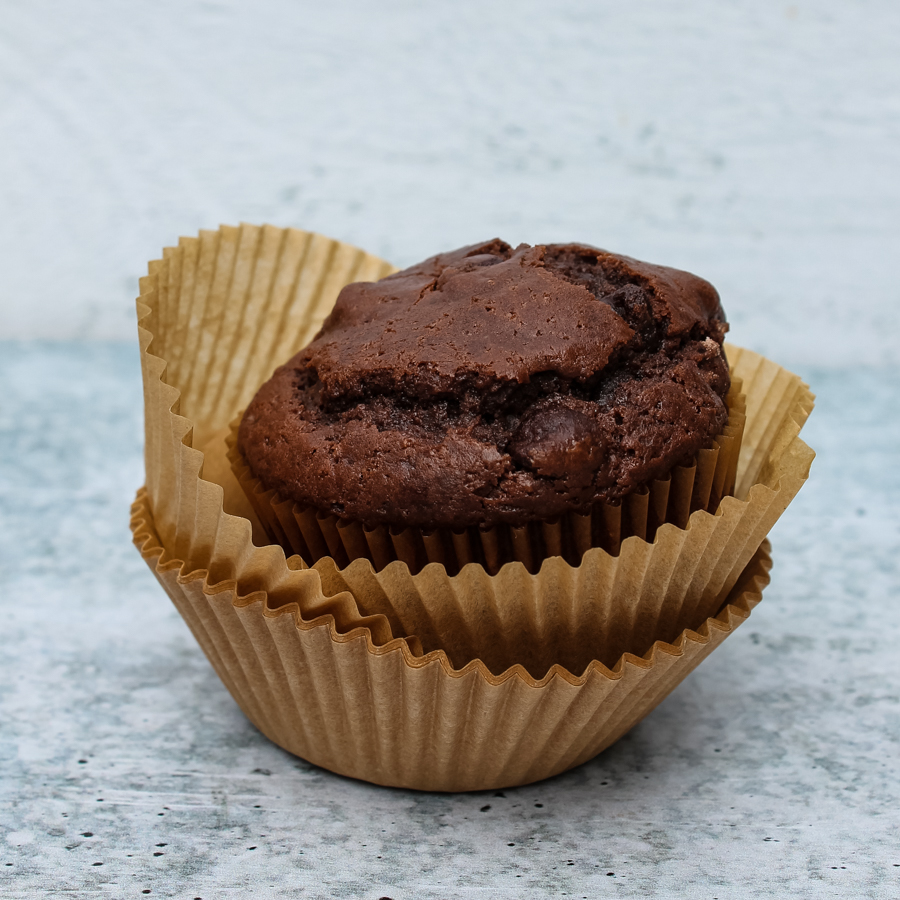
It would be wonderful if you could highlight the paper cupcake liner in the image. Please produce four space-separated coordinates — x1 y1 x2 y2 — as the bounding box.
227 382 746 576
133 224 815 785
132 487 772 792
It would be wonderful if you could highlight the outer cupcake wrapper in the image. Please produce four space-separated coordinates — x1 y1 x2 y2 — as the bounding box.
132 487 772 792
228 382 746 577
134 223 816 788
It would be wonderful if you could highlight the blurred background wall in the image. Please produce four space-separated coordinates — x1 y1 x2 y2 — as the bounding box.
1 0 897 367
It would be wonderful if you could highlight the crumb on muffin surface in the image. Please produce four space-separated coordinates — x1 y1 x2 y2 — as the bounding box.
238 240 730 530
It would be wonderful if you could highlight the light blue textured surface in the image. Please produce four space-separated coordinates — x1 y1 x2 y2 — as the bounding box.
0 343 898 898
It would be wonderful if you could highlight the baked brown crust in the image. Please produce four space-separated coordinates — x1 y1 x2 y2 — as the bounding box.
238 240 730 530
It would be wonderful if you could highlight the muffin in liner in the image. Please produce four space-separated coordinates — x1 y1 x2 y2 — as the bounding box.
133 223 815 790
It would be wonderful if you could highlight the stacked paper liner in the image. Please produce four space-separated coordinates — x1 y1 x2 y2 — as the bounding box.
132 488 771 792
133 223 815 791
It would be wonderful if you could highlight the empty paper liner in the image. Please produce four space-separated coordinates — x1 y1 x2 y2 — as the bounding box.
132 488 772 792
227 382 746 577
133 224 815 788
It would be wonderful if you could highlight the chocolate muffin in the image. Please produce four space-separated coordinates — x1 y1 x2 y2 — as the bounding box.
237 240 730 532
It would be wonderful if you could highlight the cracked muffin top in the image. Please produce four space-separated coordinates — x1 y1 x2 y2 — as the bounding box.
238 239 730 530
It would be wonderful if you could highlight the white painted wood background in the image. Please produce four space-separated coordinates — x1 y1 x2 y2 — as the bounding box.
1 0 897 366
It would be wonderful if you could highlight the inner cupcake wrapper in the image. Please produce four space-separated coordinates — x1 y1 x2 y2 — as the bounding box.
229 383 746 577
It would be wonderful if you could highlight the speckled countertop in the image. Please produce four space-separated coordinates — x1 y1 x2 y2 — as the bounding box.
1 343 898 899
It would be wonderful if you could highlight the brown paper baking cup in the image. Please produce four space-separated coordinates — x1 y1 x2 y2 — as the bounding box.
132 487 772 792
134 224 815 788
227 381 746 576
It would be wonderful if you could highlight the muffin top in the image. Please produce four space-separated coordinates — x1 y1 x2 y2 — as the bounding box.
238 240 730 530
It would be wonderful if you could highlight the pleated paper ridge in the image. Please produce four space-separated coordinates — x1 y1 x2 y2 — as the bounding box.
137 224 397 595
132 488 771 791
